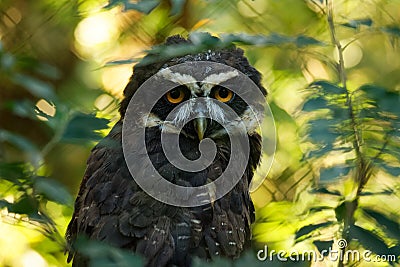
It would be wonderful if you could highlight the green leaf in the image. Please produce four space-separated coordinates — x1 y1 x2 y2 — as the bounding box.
0 130 42 165
61 113 109 143
302 96 328 112
5 100 36 119
137 33 325 66
75 237 143 267
319 166 351 182
8 195 38 215
295 222 334 240
0 52 15 70
306 144 332 159
342 18 373 29
309 187 342 196
358 105 379 119
381 26 400 37
303 94 348 122
139 42 210 66
335 201 358 222
363 208 400 240
192 257 232 267
360 84 400 116
17 56 60 80
34 177 72 205
34 62 61 80
0 162 29 185
335 201 348 222
310 81 344 95
222 33 324 47
381 165 400 176
5 100 53 122
309 206 333 213
222 33 288 46
349 224 392 255
190 32 221 46
105 0 160 14
103 0 123 9
0 130 37 152
330 104 349 119
313 240 334 254
359 189 394 196
295 35 325 47
170 0 185 16
373 152 400 176
105 59 137 66
126 0 160 13
0 200 12 209
233 251 266 267
308 119 339 144
11 73 55 101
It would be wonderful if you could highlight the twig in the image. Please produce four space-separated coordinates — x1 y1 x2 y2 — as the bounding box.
325 1 372 266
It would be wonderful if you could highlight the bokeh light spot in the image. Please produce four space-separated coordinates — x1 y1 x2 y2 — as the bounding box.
95 93 114 111
21 250 47 267
3 7 22 27
334 40 363 68
75 12 117 47
35 99 56 121
303 58 330 83
101 65 133 97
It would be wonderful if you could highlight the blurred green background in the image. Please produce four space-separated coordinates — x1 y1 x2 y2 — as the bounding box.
0 0 399 266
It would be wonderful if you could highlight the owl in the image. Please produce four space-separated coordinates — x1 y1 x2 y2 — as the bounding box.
66 34 266 267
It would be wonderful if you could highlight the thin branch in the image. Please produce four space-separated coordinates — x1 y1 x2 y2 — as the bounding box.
326 0 366 178
326 0 347 89
325 1 372 266
309 0 326 15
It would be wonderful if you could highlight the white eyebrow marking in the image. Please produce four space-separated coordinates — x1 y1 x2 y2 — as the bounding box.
158 68 200 95
158 68 197 85
201 70 239 95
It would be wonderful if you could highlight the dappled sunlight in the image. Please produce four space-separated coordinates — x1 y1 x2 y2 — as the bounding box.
0 221 42 266
2 7 22 27
21 250 47 267
333 40 363 69
94 93 115 111
36 99 56 121
236 0 268 18
74 11 120 61
303 58 331 83
101 64 133 97
271 76 308 115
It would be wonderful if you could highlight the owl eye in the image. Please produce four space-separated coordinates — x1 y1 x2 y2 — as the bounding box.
166 87 185 104
213 86 234 103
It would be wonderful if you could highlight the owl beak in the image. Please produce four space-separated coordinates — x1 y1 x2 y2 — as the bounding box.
194 117 207 140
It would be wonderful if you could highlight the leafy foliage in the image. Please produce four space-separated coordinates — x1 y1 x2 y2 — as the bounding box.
61 112 110 143
104 0 186 15
108 32 324 66
74 238 144 267
281 3 400 265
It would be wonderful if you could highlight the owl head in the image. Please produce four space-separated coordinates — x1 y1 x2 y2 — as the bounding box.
120 34 266 141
